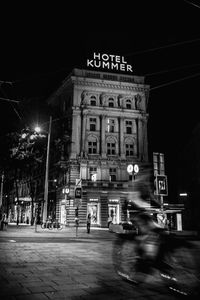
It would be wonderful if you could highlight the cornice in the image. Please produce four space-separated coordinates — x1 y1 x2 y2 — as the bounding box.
72 77 149 93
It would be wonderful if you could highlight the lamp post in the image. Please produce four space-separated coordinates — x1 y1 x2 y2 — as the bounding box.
62 187 69 225
42 116 52 223
0 172 4 208
35 116 52 223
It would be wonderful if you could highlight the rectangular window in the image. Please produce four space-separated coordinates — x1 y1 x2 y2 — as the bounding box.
126 144 134 156
109 168 117 181
107 119 115 133
107 143 116 155
88 141 97 154
89 118 96 131
89 167 97 181
126 120 132 134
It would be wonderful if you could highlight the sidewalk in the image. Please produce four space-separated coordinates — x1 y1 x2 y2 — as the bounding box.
0 223 114 239
0 224 177 300
1 224 198 299
0 224 199 240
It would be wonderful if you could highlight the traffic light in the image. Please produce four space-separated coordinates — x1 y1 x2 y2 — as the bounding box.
75 187 82 198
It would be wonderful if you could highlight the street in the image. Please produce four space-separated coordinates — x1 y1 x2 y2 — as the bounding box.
0 225 200 300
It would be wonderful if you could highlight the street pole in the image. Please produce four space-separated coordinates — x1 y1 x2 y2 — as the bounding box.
42 116 52 223
0 172 4 209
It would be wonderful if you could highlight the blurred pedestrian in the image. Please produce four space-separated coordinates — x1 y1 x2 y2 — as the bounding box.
108 215 112 228
86 213 91 233
3 214 8 230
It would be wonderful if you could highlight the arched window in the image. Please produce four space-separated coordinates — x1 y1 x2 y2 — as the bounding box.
90 95 97 106
108 97 114 107
88 136 98 154
126 99 132 109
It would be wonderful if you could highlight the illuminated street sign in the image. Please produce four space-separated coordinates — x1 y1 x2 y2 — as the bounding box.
75 187 82 198
156 175 168 196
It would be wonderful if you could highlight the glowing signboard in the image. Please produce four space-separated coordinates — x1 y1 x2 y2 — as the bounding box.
87 53 133 73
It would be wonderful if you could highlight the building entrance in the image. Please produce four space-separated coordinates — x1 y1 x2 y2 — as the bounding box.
87 203 99 225
108 204 119 224
60 204 66 224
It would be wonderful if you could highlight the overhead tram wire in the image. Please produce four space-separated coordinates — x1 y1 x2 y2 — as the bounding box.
0 97 20 103
149 72 200 91
144 63 200 77
0 84 24 124
183 0 200 9
124 37 200 57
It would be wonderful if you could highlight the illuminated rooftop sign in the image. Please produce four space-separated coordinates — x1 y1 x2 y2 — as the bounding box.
87 53 133 73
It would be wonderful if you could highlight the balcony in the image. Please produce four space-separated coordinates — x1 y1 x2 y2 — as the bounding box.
82 179 128 189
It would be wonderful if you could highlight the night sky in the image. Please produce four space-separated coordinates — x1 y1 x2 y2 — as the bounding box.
1 1 200 199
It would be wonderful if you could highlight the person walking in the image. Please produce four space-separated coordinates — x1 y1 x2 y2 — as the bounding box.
86 213 91 233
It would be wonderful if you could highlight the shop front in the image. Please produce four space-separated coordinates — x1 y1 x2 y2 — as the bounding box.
10 197 32 224
108 199 120 224
60 200 67 224
87 198 100 226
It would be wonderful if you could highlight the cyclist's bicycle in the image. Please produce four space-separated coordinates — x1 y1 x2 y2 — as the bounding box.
113 213 200 298
41 220 53 230
41 219 63 230
51 220 63 230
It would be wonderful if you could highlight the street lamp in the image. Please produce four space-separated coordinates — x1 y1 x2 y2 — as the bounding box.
0 172 4 209
35 116 52 223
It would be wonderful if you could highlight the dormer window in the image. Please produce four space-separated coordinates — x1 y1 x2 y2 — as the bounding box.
126 99 131 109
108 97 114 107
90 95 97 106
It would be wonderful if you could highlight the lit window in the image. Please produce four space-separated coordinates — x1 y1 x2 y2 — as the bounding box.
89 167 97 181
107 119 115 133
109 168 117 181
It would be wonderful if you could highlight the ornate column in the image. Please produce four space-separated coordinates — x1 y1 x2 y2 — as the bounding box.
119 117 125 159
81 112 87 157
137 118 143 160
101 115 106 158
70 111 81 159
142 118 149 161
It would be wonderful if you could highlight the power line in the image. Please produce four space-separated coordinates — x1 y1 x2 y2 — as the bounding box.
0 86 23 122
125 37 200 56
145 63 200 76
150 72 200 91
0 97 20 103
183 0 200 9
0 81 13 85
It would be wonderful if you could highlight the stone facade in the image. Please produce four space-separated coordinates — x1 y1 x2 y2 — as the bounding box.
48 68 151 227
